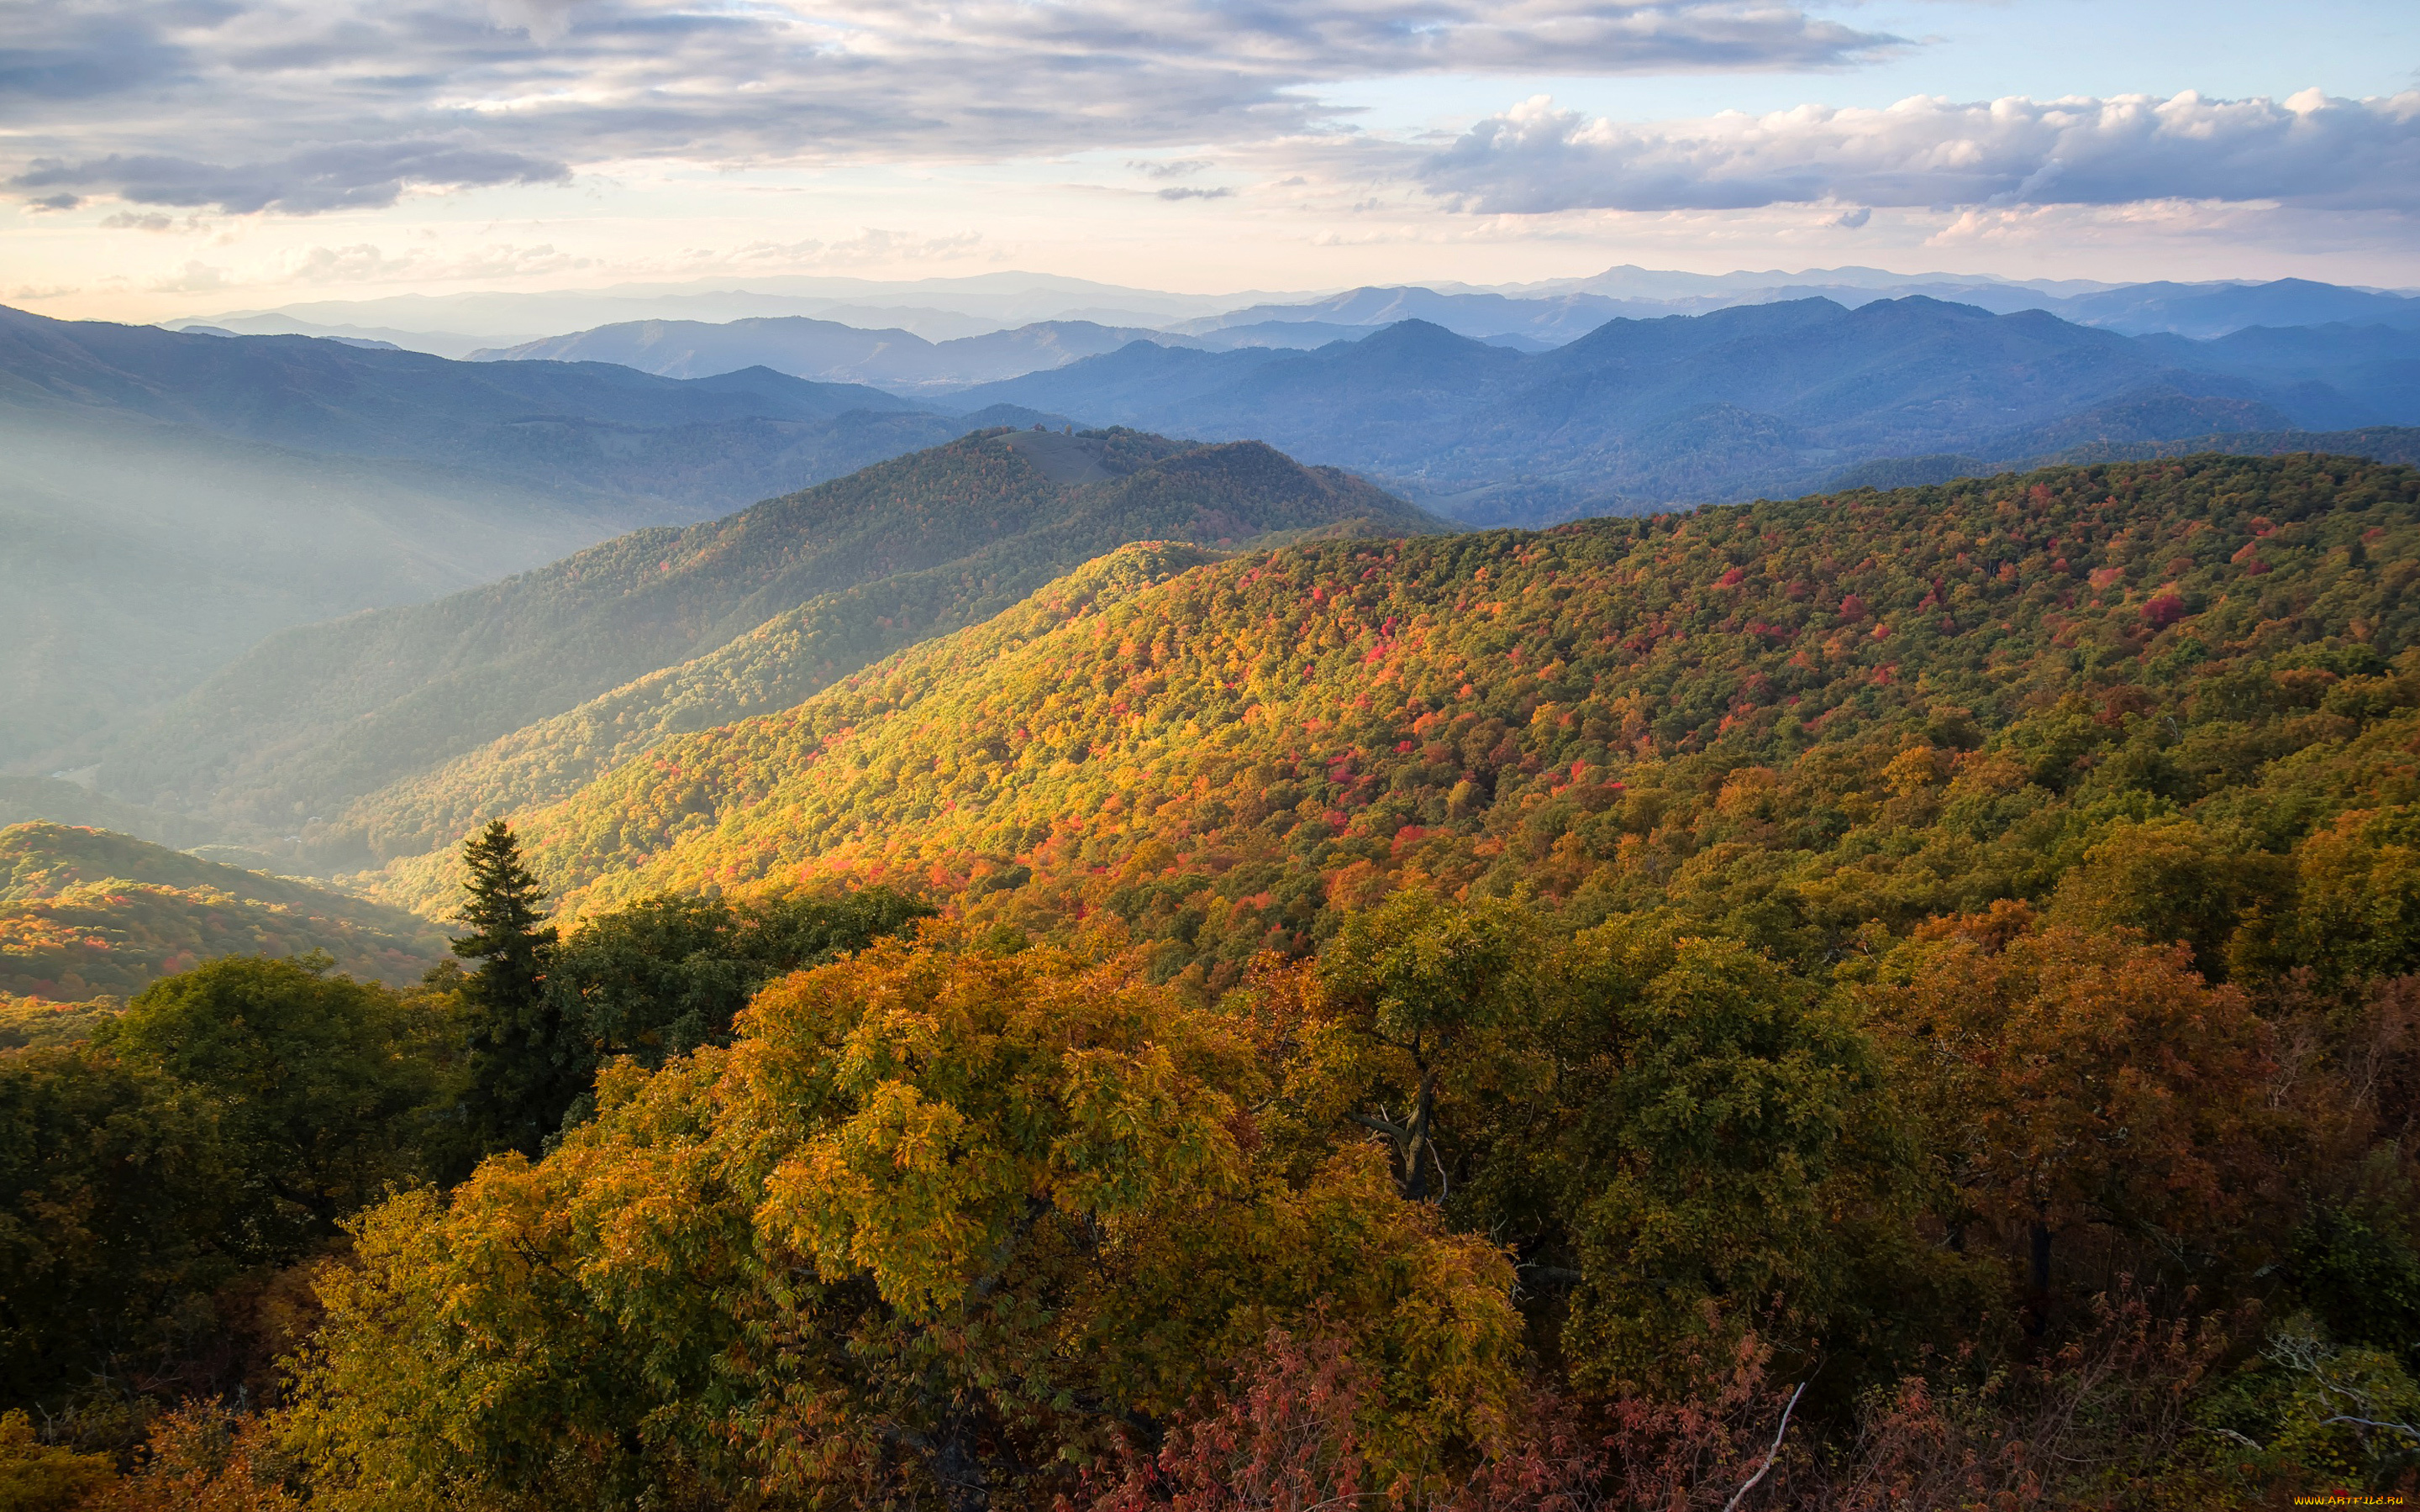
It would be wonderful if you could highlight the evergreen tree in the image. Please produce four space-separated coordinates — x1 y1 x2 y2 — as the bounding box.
450 819 562 1157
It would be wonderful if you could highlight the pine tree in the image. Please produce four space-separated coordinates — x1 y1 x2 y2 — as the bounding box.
451 819 562 1156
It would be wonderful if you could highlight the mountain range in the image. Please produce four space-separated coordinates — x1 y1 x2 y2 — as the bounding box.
171 268 2420 355
948 297 2420 521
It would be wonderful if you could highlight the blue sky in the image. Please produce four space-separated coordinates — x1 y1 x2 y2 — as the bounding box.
5 0 2414 320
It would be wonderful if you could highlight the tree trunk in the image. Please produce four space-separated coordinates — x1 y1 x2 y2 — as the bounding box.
2025 1215 2053 1337
1402 1068 1438 1201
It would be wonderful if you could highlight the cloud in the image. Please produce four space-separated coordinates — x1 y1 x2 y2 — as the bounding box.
145 259 234 293
1832 205 1869 228
1157 185 1234 200
0 0 1897 214
1128 158 1209 180
1419 89 2420 215
10 143 570 215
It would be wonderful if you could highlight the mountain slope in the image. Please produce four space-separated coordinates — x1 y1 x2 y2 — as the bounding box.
87 429 1436 860
414 454 2420 993
2054 278 2420 338
0 404 655 764
953 298 2413 522
0 306 1067 760
0 823 443 1003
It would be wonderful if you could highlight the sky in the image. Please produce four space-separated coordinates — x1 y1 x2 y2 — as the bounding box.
4 0 2417 323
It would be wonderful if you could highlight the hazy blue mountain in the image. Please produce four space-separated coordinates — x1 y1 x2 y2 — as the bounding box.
953 297 2417 523
0 305 917 470
1189 320 1379 350
2134 322 2420 426
1177 286 1627 345
476 315 1201 391
2049 278 2420 339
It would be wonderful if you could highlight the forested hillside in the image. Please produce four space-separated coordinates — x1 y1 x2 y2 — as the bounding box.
452 453 2420 992
85 429 1434 865
0 823 443 1004
13 448 2420 1509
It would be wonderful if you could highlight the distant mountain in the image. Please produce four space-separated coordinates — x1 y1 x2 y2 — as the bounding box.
79 428 1439 865
1177 286 1628 346
476 316 1204 391
2050 279 2420 339
174 272 1296 350
953 297 2420 524
0 305 1073 762
0 822 443 1004
0 306 918 478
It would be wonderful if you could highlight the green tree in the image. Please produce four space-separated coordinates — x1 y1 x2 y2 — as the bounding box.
0 1047 233 1410
99 955 448 1254
536 887 934 1131
450 821 560 1157
1307 890 1541 1203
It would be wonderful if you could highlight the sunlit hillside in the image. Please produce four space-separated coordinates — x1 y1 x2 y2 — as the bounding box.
402 452 2420 996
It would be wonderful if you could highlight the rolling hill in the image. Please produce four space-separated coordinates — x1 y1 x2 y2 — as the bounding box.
0 822 444 1005
951 298 2420 523
382 452 2419 1004
79 428 1438 866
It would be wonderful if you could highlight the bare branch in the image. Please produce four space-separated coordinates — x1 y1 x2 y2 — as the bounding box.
1721 1381 1806 1512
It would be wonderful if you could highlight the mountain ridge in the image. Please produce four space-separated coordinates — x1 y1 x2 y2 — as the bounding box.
74 428 1439 867
355 452 2419 982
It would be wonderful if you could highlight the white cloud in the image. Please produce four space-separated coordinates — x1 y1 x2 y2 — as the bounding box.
0 0 1897 215
1419 89 2420 215
145 260 234 293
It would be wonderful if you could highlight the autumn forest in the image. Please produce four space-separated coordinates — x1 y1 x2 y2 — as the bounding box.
7 442 2420 1510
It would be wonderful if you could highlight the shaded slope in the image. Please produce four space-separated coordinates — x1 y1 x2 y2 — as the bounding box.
338 441 1424 865
0 823 443 1002
0 405 660 764
418 455 2419 988
0 307 1064 762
